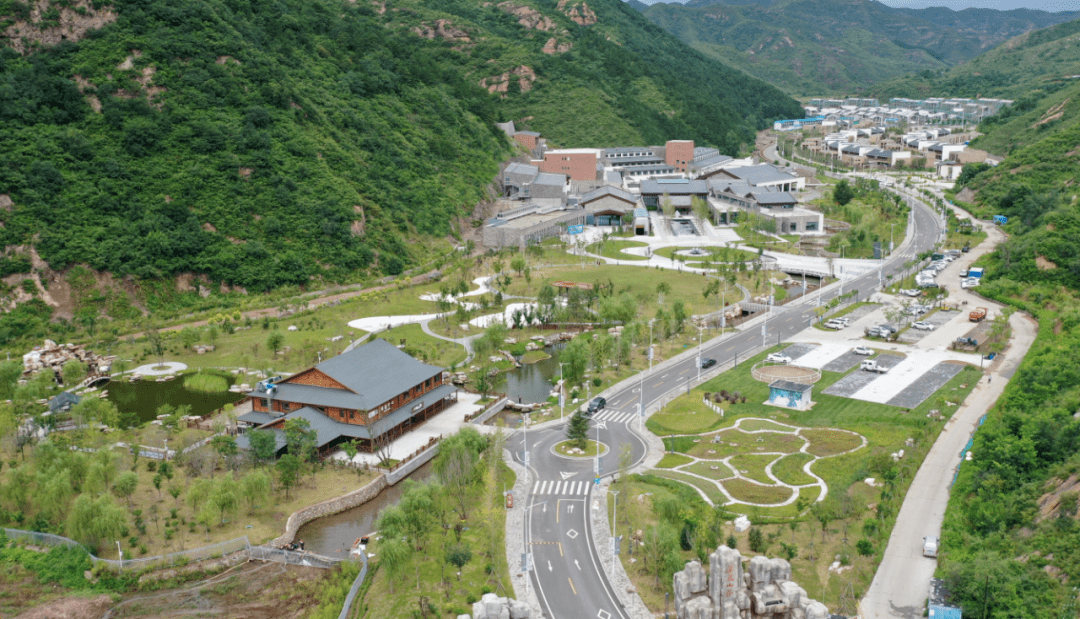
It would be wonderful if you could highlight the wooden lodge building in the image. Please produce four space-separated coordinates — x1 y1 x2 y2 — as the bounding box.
236 339 457 456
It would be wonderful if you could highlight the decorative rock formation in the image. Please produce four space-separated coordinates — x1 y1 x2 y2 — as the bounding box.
674 547 829 619
462 593 530 619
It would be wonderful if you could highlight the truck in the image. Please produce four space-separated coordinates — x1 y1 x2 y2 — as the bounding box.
969 307 988 322
968 267 984 279
861 359 889 373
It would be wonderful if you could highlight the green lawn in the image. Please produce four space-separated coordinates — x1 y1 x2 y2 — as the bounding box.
585 240 650 261
771 453 817 486
655 453 693 468
682 429 803 458
684 460 736 480
738 418 793 432
376 323 467 369
650 470 728 504
729 454 780 484
723 478 793 504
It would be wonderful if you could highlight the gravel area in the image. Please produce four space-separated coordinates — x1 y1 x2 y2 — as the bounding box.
822 353 904 397
885 362 965 408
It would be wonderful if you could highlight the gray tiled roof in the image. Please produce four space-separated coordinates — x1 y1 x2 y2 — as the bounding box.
579 186 636 205
721 165 798 186
769 379 812 393
313 339 444 410
235 428 287 453
514 131 541 137
692 154 733 169
532 172 567 186
754 192 797 205
640 179 708 195
504 162 538 177
249 381 366 410
238 411 276 425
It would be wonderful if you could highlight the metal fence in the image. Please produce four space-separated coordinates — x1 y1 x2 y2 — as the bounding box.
338 553 370 619
249 545 344 569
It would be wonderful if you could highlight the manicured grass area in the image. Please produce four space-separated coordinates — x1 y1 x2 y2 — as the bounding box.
585 240 650 261
684 460 735 480
183 372 230 393
771 453 817 486
520 350 551 364
648 401 724 435
651 470 727 504
655 453 693 469
728 454 779 484
800 429 863 457
690 429 803 458
555 440 605 457
723 478 793 505
653 246 758 263
738 418 793 432
376 323 467 369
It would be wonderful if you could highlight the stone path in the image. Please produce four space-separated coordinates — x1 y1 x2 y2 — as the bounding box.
654 416 866 508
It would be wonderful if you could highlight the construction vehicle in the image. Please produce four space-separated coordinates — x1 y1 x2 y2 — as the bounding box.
969 307 988 322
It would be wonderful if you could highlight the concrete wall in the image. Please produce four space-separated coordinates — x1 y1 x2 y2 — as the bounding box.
270 474 388 548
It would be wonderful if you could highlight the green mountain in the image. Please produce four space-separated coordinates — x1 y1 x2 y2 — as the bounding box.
870 17 1080 101
934 77 1080 617
633 0 1079 96
0 0 798 305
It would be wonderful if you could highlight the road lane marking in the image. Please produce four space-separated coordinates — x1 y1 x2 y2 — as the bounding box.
575 559 581 570
679 368 690 374
568 578 577 595
560 471 574 480
558 541 563 557
652 382 664 389
548 560 553 572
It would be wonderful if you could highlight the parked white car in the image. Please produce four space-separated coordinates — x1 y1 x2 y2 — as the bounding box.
766 353 792 364
824 320 844 329
911 321 935 330
853 346 873 355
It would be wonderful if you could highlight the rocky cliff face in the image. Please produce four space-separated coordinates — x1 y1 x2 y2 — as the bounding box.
673 546 829 619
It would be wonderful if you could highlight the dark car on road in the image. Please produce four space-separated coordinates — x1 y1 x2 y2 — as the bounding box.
700 358 717 369
585 397 606 416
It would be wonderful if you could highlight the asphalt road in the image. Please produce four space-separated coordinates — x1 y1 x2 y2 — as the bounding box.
507 177 945 619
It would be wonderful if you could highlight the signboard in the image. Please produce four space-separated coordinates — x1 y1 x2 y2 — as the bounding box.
993 215 1008 225
647 346 654 360
567 225 584 235
873 242 882 259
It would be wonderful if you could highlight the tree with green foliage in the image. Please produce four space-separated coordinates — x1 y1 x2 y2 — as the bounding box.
247 429 277 467
114 471 139 508
61 360 86 388
641 523 682 587
379 537 411 595
561 337 589 386
186 477 213 513
445 544 472 579
567 412 590 451
834 180 855 206
66 494 127 553
284 418 317 463
211 434 239 468
209 477 239 525
510 255 527 277
267 332 285 358
240 469 271 515
147 327 166 368
276 454 302 499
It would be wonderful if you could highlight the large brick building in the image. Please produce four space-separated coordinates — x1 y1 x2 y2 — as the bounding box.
534 149 600 181
236 339 456 456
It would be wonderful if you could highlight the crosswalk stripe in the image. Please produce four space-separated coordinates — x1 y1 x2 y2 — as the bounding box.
576 481 585 494
532 481 540 494
556 481 565 494
541 481 550 495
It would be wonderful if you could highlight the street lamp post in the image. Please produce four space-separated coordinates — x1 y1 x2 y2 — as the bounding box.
610 489 620 565
648 320 655 373
595 415 601 478
696 323 704 384
559 362 567 420
116 540 123 572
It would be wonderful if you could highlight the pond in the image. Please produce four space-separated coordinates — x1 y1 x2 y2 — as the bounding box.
296 461 435 557
670 219 699 236
492 343 565 405
105 372 244 423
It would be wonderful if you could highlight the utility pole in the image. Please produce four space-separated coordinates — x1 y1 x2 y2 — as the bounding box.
696 323 704 384
559 362 567 420
648 319 655 373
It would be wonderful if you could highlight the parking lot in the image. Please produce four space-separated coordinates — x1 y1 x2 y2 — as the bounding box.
896 310 955 344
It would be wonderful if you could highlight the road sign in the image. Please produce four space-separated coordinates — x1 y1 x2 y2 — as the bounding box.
521 552 533 572
594 477 600 486
993 215 1008 225
647 346 654 360
568 225 584 235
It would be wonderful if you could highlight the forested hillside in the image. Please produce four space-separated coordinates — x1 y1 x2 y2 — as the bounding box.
0 0 799 343
633 0 1078 96
871 17 1080 101
935 76 1080 616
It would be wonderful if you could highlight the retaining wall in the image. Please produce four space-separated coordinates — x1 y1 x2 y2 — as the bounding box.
469 396 509 425
270 474 388 548
387 443 440 485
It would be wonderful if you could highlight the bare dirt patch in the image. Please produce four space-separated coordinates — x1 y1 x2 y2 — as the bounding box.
2 0 117 54
14 594 113 619
1036 254 1058 270
1037 473 1080 522
497 1 557 31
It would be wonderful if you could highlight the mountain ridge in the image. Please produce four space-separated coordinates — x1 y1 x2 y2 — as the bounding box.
630 0 1079 95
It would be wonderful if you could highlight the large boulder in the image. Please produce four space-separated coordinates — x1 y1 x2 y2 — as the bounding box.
509 600 529 619
709 545 744 607
683 595 714 619
805 601 830 619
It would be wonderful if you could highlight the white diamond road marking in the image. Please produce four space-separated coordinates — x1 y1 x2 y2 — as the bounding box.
598 611 612 619
566 528 579 539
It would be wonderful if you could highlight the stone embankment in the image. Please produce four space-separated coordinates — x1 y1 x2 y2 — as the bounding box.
270 475 388 548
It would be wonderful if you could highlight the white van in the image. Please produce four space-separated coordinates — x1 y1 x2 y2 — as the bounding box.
923 536 938 558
